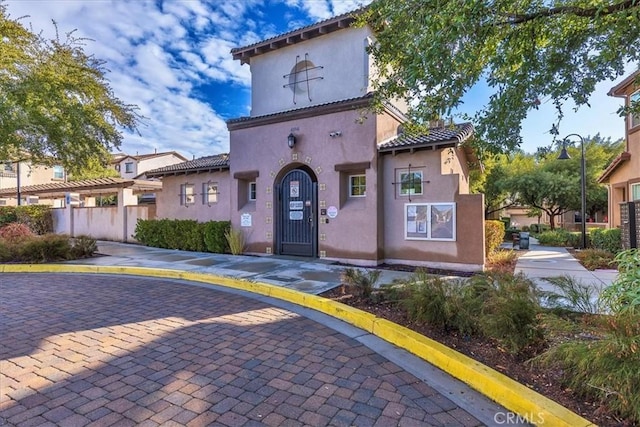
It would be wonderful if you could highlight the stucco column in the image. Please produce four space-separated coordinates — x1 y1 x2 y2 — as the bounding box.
65 200 74 237
118 188 136 242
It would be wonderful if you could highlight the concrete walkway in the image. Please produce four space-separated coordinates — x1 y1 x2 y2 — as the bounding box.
513 239 618 295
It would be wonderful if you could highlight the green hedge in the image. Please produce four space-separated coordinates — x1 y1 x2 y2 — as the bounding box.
0 205 53 234
134 219 230 253
485 220 505 255
590 228 622 254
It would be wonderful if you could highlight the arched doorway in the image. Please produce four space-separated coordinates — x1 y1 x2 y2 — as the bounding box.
275 167 317 257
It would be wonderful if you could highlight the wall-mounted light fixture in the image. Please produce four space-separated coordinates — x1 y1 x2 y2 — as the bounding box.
329 131 342 138
288 133 296 149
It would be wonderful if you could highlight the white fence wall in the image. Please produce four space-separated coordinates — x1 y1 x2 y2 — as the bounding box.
52 205 155 242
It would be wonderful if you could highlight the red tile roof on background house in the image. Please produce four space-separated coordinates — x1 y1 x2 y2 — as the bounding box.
145 154 230 177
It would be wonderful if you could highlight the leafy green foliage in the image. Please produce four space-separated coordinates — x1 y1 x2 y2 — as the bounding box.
397 271 542 354
0 205 53 234
534 312 640 424
590 228 622 255
484 220 505 256
0 233 81 262
69 155 120 180
600 249 640 314
340 268 381 300
536 229 584 247
204 221 231 254
0 5 139 171
362 1 640 152
134 219 230 253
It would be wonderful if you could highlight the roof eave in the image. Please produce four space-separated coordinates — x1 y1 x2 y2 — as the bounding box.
608 70 640 97
597 152 631 183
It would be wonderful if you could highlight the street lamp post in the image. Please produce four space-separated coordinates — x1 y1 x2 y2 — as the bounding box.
557 133 587 249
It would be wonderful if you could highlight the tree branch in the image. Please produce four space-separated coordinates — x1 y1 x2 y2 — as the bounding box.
500 0 639 25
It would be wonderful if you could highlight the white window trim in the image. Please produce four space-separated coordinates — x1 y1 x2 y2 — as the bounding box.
398 169 424 196
349 174 366 198
404 203 456 241
248 181 257 201
180 183 195 206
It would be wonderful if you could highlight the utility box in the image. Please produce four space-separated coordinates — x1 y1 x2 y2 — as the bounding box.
519 232 530 250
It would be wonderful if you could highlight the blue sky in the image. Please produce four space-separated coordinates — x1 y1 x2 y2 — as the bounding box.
5 0 629 159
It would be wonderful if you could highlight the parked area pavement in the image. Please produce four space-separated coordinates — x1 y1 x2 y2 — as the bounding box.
1 273 504 427
0 241 601 427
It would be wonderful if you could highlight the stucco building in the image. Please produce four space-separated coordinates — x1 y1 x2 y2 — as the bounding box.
148 11 485 271
599 70 640 247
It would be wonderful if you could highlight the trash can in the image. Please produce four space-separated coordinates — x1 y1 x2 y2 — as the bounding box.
519 232 530 250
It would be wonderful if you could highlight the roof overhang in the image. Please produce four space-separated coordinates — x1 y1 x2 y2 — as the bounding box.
231 10 363 65
598 151 631 183
146 165 229 178
608 70 640 97
0 178 162 199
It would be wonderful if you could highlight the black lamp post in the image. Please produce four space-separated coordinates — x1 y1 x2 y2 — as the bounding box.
557 133 587 249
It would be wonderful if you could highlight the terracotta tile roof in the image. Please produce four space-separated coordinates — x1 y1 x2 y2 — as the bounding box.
598 151 631 183
0 177 161 197
145 154 230 177
378 123 475 153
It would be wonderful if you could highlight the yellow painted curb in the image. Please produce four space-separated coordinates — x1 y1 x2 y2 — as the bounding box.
2 264 595 426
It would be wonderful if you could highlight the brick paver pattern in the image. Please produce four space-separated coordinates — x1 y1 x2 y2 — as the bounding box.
0 274 482 426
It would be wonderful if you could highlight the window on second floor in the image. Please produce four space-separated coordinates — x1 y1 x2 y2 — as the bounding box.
53 165 65 180
248 182 257 201
125 162 134 173
398 169 424 196
180 183 195 206
631 90 640 129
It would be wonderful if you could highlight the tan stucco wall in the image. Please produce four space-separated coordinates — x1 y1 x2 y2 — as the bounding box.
249 26 375 116
381 151 485 270
230 108 382 260
155 171 232 223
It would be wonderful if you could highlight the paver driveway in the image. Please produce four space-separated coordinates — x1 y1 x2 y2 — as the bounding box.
0 274 482 426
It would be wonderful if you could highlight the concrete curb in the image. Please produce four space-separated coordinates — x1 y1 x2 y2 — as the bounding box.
2 264 595 427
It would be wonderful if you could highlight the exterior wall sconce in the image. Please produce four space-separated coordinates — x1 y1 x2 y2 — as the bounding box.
288 133 296 149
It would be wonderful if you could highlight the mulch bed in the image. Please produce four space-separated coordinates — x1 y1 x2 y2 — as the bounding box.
320 270 629 426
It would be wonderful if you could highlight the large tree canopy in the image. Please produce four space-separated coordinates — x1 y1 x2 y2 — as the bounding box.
0 5 138 170
363 0 640 152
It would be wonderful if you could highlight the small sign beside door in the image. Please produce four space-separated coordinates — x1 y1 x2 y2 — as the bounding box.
327 206 338 218
241 213 252 227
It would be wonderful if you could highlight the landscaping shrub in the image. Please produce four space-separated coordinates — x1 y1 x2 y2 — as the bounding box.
134 219 230 253
574 249 616 271
590 228 622 255
204 221 231 253
15 234 72 262
539 275 602 314
534 312 640 424
0 222 34 243
70 235 98 258
470 273 543 354
486 249 518 273
15 205 53 235
0 206 18 226
537 229 573 246
529 223 549 234
600 249 640 314
341 268 381 300
484 220 505 256
225 227 245 255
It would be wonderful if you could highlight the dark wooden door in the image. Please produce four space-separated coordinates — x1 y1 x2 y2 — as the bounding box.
277 169 317 257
